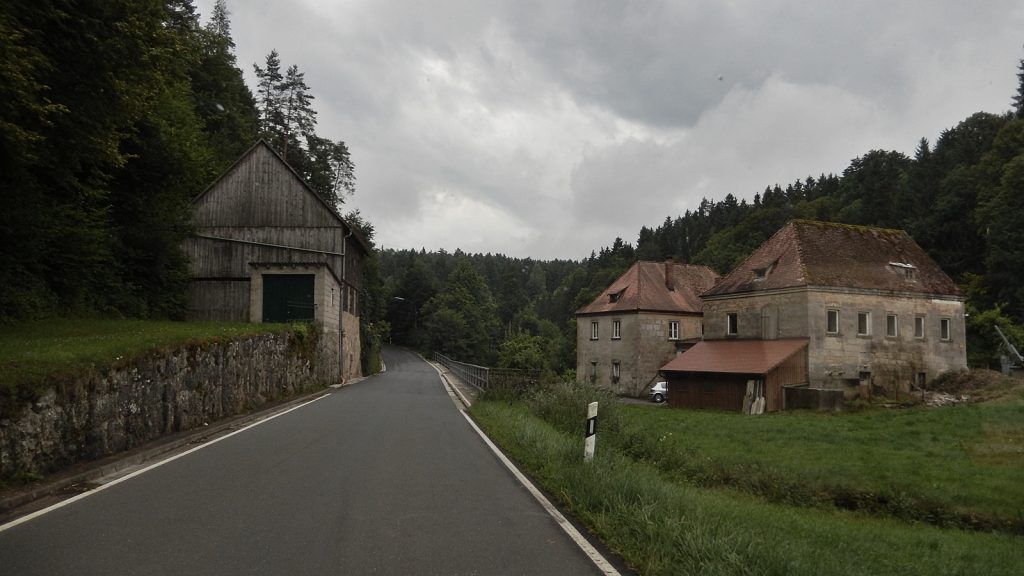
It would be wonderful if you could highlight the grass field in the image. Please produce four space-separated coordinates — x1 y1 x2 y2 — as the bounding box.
469 379 1024 575
0 318 290 406
616 399 1024 531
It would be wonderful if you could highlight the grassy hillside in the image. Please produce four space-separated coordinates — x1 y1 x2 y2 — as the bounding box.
0 319 293 410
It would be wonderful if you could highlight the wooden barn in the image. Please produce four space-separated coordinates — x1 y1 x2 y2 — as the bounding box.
183 140 369 382
660 339 808 412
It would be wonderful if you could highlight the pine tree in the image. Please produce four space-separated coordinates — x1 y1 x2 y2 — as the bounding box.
207 0 231 39
194 0 257 167
1013 54 1024 118
279 64 317 160
254 49 284 144
303 135 355 209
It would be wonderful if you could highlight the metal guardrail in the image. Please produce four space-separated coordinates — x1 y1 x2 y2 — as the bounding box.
433 352 540 391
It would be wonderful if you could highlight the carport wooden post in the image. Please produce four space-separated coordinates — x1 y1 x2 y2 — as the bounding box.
584 401 598 463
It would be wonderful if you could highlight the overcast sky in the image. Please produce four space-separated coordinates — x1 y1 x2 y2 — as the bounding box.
196 0 1024 260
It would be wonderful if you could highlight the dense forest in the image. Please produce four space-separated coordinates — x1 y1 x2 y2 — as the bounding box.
0 0 363 322
382 58 1024 374
3 1 1023 377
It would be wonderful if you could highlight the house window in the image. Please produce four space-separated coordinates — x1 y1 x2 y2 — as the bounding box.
612 319 621 339
940 318 951 341
591 321 599 340
914 316 925 339
589 361 597 382
668 321 680 340
826 309 840 334
612 361 620 382
857 312 871 336
886 314 898 338
726 313 738 336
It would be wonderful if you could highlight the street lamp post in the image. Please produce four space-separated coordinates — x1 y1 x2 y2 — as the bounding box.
392 297 418 345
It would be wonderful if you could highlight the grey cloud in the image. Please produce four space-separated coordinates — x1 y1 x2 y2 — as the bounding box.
197 0 1024 259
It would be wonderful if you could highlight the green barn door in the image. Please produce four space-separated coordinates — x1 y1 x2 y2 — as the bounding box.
263 274 315 323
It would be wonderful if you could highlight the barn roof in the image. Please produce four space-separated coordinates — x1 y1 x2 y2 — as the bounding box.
660 339 809 375
703 220 959 298
576 261 719 316
193 140 370 255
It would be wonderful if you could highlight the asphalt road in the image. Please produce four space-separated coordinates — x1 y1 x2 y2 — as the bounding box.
0 346 606 575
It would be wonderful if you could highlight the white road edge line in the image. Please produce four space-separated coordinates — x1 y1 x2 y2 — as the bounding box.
0 394 331 534
458 411 621 576
428 362 619 576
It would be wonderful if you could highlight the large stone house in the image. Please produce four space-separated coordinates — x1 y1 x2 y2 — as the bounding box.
576 261 719 396
182 140 369 382
661 220 966 411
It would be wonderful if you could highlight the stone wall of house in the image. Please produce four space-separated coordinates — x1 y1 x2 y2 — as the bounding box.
702 288 967 394
0 331 339 478
805 290 966 393
577 312 702 396
702 289 809 340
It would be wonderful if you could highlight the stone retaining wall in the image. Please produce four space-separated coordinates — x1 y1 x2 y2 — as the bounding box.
0 331 338 478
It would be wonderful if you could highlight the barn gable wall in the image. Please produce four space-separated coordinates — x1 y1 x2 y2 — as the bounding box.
193 143 339 228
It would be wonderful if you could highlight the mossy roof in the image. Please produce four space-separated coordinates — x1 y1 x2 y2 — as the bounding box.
702 220 961 297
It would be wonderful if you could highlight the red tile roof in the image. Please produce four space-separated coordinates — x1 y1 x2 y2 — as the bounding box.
660 339 809 374
576 261 719 316
703 220 960 297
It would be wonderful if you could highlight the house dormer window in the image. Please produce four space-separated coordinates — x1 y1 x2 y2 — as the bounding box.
752 260 776 281
608 288 626 303
889 262 916 281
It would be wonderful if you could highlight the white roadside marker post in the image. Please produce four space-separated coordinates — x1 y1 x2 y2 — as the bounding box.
584 401 598 463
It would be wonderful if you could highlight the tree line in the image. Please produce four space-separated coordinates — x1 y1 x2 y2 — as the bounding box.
4 2 1022 375
382 54 1024 373
0 0 361 322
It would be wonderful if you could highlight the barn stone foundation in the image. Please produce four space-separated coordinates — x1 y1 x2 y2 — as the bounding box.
0 332 338 478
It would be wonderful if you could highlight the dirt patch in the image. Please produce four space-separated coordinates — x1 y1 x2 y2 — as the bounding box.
922 369 1024 404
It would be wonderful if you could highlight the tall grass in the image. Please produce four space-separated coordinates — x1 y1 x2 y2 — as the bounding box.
471 400 1024 576
505 379 1024 532
613 401 1024 532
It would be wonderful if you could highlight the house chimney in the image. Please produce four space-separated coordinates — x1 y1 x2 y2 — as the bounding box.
665 260 675 291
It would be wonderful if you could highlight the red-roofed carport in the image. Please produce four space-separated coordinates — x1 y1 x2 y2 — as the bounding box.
659 339 809 412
